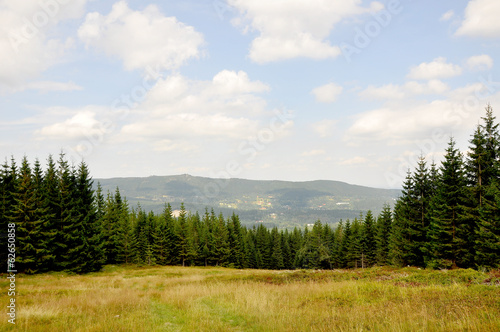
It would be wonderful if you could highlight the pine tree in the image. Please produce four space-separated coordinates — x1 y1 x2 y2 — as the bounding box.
388 170 417 266
410 156 433 266
339 220 351 268
270 227 284 269
31 159 54 272
42 155 59 271
1 158 18 271
53 153 78 271
426 138 468 269
360 210 376 267
70 161 105 273
475 180 500 269
347 217 362 268
11 156 39 273
227 212 244 268
176 203 189 266
375 204 392 265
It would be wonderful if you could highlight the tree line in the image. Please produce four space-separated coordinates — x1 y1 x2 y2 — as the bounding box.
389 105 500 270
1 106 499 273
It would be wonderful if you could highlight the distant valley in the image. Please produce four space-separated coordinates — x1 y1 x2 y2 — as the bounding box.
95 174 401 228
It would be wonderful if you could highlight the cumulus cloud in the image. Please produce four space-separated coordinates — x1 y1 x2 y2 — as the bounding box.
311 119 337 138
466 54 494 71
456 0 500 37
339 156 368 165
78 1 204 72
120 70 289 142
439 10 454 22
37 110 108 140
301 149 326 157
311 83 343 103
142 70 270 117
360 80 449 100
228 0 383 63
18 81 83 93
0 0 87 90
345 88 496 146
407 57 462 80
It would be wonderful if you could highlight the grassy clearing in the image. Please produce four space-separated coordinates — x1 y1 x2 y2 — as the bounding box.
1 266 499 331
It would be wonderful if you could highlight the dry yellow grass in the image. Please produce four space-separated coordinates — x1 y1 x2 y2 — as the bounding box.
1 266 499 331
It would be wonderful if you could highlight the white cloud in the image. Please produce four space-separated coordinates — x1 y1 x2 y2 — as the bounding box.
439 10 454 22
360 84 405 100
301 149 326 157
345 86 496 145
37 110 108 140
18 81 83 93
404 80 450 95
143 71 270 117
311 83 343 103
466 54 494 71
78 1 204 72
122 113 258 139
360 80 449 100
120 70 289 141
339 156 368 165
311 119 337 138
228 0 382 63
407 57 462 80
456 0 500 37
154 139 198 152
0 0 87 90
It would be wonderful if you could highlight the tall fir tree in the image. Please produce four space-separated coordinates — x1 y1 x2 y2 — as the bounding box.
475 180 500 269
426 138 468 269
375 204 392 265
360 210 376 267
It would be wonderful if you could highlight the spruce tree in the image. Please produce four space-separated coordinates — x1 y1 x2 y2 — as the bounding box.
70 161 105 273
426 138 467 269
360 210 376 267
475 180 500 269
12 157 39 273
270 227 284 269
53 153 78 271
42 155 59 271
388 170 416 266
375 204 392 265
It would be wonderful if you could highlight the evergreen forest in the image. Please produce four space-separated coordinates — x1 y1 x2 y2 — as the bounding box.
1 106 500 274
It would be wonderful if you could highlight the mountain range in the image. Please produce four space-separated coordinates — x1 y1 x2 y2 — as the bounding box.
94 174 401 228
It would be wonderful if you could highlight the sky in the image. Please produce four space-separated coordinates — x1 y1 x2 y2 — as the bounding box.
1 0 500 188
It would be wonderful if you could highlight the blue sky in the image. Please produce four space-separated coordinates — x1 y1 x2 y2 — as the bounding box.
1 0 500 188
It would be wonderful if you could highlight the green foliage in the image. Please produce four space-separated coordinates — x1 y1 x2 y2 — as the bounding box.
2 106 499 274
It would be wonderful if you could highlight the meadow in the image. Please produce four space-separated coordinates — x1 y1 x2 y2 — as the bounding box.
1 265 499 332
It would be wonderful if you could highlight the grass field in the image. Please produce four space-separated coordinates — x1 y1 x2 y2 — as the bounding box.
1 265 499 331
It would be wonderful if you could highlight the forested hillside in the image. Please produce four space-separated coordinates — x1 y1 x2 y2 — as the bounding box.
1 106 499 274
95 174 400 228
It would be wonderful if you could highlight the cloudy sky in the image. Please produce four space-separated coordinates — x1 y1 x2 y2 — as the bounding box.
1 0 500 188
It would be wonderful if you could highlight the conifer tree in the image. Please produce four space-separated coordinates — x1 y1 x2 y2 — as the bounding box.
70 161 105 273
52 153 78 271
375 204 392 265
175 203 189 266
270 227 284 269
388 171 415 266
426 138 467 269
227 212 244 268
12 157 39 273
360 210 376 267
42 155 59 270
475 180 500 269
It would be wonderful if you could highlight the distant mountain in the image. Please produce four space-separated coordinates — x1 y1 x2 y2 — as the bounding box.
94 174 400 229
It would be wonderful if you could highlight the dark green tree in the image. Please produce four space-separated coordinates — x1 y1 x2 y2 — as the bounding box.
426 138 468 269
375 204 392 265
